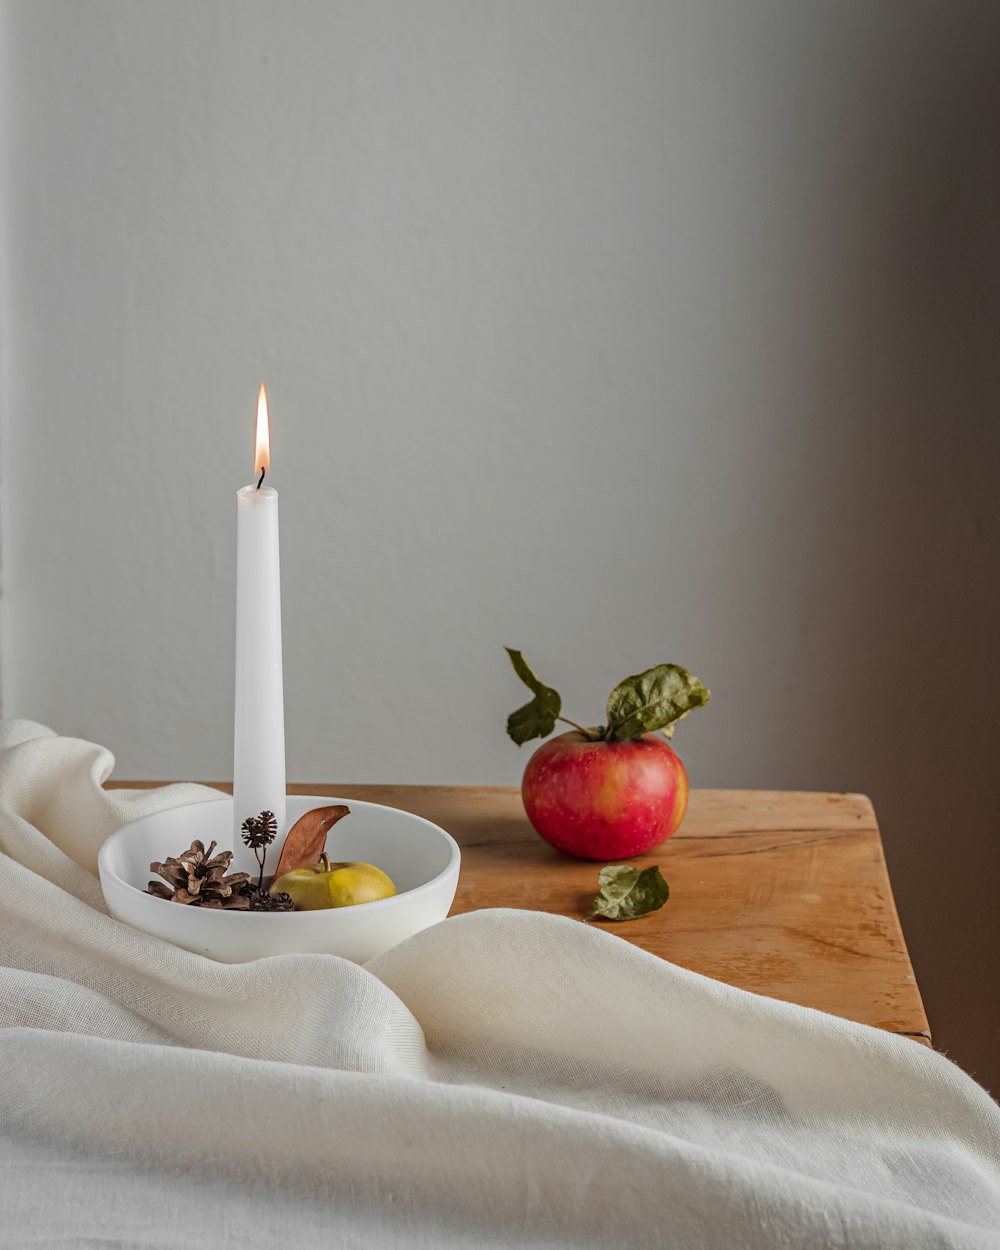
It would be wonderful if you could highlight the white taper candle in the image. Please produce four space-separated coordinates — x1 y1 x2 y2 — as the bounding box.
232 386 286 874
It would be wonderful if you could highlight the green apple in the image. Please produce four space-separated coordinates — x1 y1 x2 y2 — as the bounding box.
270 852 396 910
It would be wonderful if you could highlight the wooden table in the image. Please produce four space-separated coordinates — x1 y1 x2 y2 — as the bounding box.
119 783 931 1046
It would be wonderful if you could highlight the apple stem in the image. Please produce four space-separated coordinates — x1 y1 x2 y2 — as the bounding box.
319 852 331 872
557 716 600 741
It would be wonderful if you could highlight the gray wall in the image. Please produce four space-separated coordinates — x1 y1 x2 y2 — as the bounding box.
2 1 998 1089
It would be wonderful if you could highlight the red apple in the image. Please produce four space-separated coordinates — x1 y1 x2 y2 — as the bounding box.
521 730 689 860
504 651 708 858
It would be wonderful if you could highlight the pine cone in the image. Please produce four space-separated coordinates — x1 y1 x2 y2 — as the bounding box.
148 839 251 909
241 810 278 850
239 882 295 912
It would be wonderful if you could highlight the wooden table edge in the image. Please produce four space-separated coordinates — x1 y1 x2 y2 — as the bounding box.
106 782 932 1048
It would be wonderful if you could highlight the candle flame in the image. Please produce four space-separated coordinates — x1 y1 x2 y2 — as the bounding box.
254 384 270 483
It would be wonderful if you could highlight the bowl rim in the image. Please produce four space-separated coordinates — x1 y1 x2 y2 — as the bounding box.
98 793 462 922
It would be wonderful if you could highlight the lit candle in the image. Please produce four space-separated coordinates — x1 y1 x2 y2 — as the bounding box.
232 384 286 872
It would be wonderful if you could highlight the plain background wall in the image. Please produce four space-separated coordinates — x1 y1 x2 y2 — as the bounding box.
2 1 998 1090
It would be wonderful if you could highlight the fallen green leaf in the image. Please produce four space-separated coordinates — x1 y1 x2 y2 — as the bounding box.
605 664 709 742
585 864 670 921
504 648 562 746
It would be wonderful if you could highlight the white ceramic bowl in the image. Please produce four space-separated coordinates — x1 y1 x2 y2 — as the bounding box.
98 794 461 963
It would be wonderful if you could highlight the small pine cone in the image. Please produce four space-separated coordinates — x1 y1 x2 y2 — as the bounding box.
241 810 278 850
239 883 295 912
148 840 251 908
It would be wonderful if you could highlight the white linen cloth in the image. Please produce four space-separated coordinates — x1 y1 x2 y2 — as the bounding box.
0 719 997 1248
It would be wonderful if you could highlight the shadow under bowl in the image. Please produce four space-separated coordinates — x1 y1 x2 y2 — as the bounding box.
98 794 461 963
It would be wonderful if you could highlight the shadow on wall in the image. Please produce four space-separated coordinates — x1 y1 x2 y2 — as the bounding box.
751 26 1000 1090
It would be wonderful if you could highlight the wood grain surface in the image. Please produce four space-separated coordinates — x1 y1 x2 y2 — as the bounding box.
112 782 931 1046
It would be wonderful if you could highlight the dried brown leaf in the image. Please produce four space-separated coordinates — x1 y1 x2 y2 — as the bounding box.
272 805 352 879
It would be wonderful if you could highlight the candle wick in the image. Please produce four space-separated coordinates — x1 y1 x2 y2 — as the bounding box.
256 466 265 490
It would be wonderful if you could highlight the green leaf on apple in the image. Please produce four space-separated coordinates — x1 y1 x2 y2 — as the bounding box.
585 864 670 921
504 648 562 745
605 663 709 742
